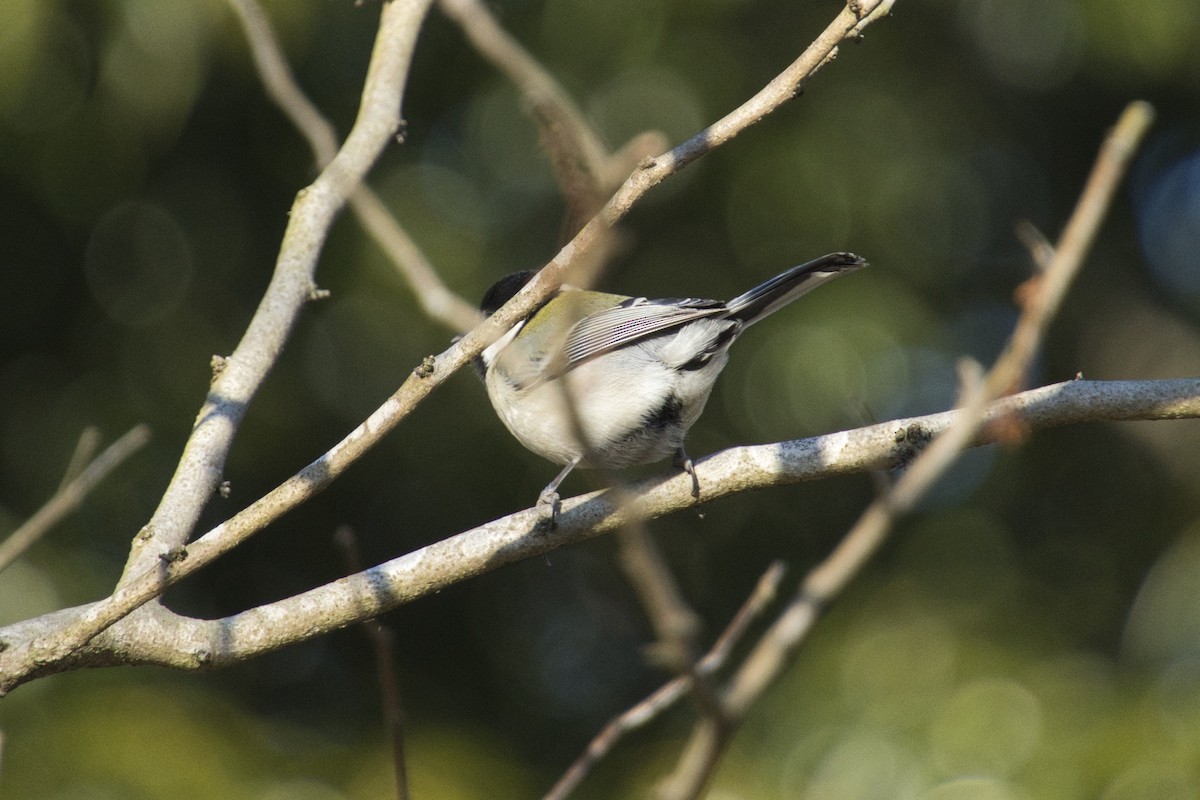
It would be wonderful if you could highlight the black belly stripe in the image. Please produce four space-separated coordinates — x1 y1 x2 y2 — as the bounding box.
644 393 684 431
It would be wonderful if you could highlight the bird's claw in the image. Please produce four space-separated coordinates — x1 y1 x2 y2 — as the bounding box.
536 488 561 529
674 449 701 499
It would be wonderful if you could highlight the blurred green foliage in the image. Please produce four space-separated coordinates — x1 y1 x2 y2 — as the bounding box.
1 0 1199 797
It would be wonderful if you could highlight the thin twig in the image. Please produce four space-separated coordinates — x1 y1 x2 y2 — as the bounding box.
226 0 339 159
347 189 482 332
56 427 101 492
616 523 701 671
0 425 151 575
544 562 787 800
437 0 606 187
656 100 1157 800
985 101 1157 397
334 526 409 800
613 515 729 748
228 0 480 333
595 0 894 227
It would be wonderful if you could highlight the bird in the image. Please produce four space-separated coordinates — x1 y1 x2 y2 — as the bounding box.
475 251 867 519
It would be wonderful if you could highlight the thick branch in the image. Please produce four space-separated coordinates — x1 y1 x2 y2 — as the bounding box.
125 0 432 576
2 377 1194 691
0 0 435 693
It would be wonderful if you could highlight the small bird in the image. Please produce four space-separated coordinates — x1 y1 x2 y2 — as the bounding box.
476 252 867 518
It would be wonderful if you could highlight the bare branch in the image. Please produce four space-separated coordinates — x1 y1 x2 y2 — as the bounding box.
226 0 339 162
597 0 894 227
438 0 607 188
656 100 1157 799
124 0 434 571
0 425 151 575
614 517 731 759
228 0 481 333
1015 219 1055 272
0 0 436 692
56 427 101 492
347 189 483 332
2 376 1193 694
130 0 894 647
617 522 701 671
335 526 410 800
544 562 786 800
437 0 667 231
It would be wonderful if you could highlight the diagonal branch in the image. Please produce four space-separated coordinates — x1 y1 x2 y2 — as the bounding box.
476 0 897 363
0 425 150 574
599 0 896 226
437 0 668 232
655 100 1157 800
228 0 481 333
544 562 788 800
0 0 437 693
123 0 435 578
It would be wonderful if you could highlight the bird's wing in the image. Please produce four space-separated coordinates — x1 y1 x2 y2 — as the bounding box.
561 297 727 367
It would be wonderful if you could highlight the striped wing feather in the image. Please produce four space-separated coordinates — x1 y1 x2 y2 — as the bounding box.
561 297 726 367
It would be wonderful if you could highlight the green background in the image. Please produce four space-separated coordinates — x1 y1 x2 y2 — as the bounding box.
1 0 1199 797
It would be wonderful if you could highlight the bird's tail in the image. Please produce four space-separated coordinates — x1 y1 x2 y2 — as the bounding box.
725 252 867 326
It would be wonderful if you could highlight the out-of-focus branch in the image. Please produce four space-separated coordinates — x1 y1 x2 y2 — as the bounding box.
335 526 409 800
0 425 150 575
437 0 668 233
616 522 701 672
985 101 1155 396
544 562 787 800
655 100 1157 800
437 0 608 188
613 516 730 754
227 0 338 159
349 190 483 332
56 427 101 491
228 0 481 333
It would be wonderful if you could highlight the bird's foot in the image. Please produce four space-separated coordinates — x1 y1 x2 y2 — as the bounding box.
673 448 701 499
535 487 562 529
